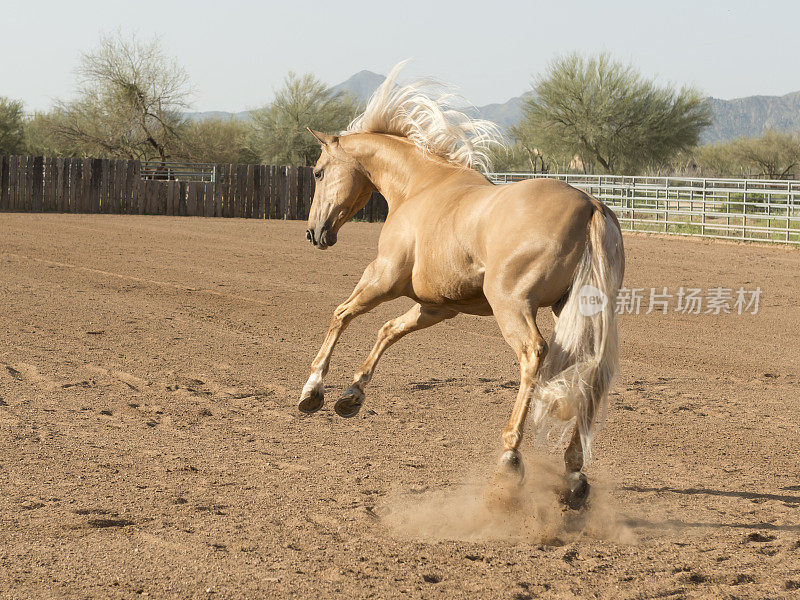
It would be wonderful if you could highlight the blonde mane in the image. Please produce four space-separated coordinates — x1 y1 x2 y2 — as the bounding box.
344 61 504 173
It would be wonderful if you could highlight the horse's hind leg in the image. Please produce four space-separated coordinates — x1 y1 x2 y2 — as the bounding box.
490 305 548 479
334 303 456 417
563 427 591 509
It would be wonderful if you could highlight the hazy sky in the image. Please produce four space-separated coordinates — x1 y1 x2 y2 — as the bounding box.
2 0 798 113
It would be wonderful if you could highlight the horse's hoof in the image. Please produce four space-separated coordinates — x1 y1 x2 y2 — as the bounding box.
298 386 324 414
562 472 590 510
497 450 525 481
334 386 364 418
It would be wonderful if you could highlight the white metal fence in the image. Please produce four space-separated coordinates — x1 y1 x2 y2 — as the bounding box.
487 173 800 245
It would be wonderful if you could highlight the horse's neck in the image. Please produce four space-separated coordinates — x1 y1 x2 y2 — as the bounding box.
342 133 457 211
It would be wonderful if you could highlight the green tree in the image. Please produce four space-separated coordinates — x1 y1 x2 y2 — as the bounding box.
248 73 358 166
486 143 532 172
696 130 800 179
24 110 87 157
0 97 25 155
177 118 256 165
518 53 712 174
48 33 191 162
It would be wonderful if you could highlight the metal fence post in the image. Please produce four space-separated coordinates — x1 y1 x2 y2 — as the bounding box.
701 179 706 236
742 180 747 239
787 180 792 243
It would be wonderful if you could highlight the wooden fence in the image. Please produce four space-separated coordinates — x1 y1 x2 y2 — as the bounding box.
0 155 388 222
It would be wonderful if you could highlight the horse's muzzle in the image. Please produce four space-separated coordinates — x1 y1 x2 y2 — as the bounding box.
306 225 336 250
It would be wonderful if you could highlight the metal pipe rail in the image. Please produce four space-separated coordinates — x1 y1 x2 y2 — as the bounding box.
487 172 800 245
140 161 217 182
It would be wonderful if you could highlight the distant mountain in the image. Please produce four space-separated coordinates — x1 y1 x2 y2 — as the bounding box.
184 110 249 123
702 91 800 143
185 70 800 144
329 70 386 104
465 95 528 130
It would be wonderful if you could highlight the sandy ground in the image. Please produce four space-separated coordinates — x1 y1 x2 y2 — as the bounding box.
1 213 799 599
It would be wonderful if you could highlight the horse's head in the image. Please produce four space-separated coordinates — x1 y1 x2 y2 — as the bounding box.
305 129 375 250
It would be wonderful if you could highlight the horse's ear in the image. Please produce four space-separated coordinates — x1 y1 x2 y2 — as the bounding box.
307 128 338 147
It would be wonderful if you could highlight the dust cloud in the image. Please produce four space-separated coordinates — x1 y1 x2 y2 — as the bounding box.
381 455 635 544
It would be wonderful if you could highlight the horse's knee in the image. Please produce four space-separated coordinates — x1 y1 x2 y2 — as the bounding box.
331 304 355 328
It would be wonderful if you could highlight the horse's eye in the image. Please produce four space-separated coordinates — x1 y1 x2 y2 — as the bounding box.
314 169 324 180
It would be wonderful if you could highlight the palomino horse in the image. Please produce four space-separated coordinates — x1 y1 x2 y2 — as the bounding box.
298 64 624 509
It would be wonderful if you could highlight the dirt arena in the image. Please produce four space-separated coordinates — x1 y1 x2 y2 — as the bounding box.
1 213 799 599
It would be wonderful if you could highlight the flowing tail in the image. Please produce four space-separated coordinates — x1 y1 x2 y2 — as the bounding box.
532 207 625 462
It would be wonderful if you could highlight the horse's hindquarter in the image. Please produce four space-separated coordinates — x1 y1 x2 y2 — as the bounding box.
481 178 595 308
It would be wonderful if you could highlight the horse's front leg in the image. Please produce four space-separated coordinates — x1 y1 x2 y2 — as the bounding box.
333 303 457 417
298 261 397 413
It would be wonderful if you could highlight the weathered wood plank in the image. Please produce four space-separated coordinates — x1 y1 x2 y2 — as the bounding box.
243 164 253 218
48 157 59 211
259 165 268 219
276 166 288 219
25 155 33 210
68 159 80 213
42 157 54 211
218 165 229 218
296 165 305 221
186 182 198 216
375 192 388 221
213 165 224 217
98 158 107 212
266 165 276 218
105 160 115 213
56 158 66 212
367 192 376 222
235 165 247 218
124 161 137 214
20 155 29 211
287 166 298 220
203 182 214 218
80 158 91 213
225 164 235 218
196 180 205 216
19 156 30 211
149 181 160 214
87 158 100 213
14 156 23 211
215 165 225 217
159 182 169 215
166 181 176 216
301 166 314 220
203 177 214 217
111 160 123 214
9 156 19 210
178 181 187 217
137 176 147 215
0 156 9 211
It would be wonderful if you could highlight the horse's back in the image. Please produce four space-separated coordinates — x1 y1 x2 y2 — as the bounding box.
479 178 597 306
483 178 595 249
